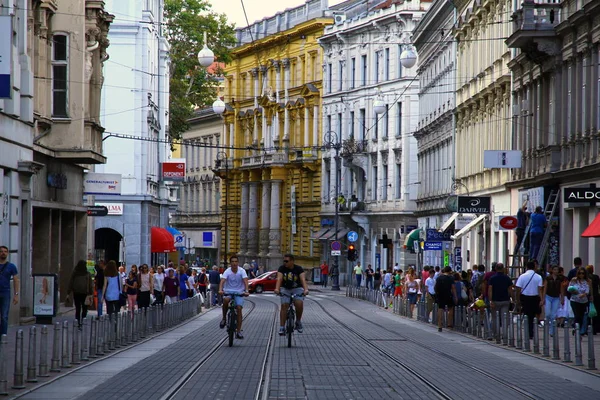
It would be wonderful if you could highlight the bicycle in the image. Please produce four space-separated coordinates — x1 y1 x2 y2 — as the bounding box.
224 293 243 347
279 293 300 348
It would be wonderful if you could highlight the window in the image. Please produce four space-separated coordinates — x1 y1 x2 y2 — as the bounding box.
338 61 344 91
349 111 355 138
372 165 378 200
327 115 332 134
383 105 389 138
324 160 331 202
373 113 378 140
395 163 401 199
361 55 367 86
382 164 388 200
52 34 69 117
359 108 366 140
375 51 381 84
396 103 402 137
385 48 390 81
397 45 403 79
337 113 343 138
327 63 332 94
351 57 356 88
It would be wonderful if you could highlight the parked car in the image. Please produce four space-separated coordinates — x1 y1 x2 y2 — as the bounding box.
248 271 277 294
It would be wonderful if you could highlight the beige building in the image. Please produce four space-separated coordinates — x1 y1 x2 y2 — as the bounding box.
507 0 600 268
171 108 222 264
451 0 512 268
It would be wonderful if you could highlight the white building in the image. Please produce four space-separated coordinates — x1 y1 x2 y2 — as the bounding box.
318 0 427 279
412 0 456 267
96 0 176 266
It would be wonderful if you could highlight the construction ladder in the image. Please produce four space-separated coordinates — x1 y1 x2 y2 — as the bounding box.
536 189 560 266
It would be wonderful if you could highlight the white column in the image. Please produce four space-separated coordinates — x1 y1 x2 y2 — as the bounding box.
284 108 290 140
274 61 281 102
268 180 282 257
247 182 259 256
259 181 271 256
313 105 319 145
283 58 290 101
239 182 249 254
228 124 234 154
304 107 310 146
262 111 267 147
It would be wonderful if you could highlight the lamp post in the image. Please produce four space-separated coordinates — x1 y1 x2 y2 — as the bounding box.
324 131 342 291
216 151 229 270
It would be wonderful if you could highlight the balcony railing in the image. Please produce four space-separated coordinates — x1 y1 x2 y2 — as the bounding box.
240 151 288 168
341 138 369 157
288 149 318 163
171 212 221 226
507 0 562 50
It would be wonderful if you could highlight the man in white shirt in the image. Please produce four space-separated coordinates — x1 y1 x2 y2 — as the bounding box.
516 261 544 339
425 273 436 320
393 263 400 272
218 256 249 339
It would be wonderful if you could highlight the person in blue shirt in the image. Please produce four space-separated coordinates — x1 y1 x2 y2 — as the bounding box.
0 245 19 335
514 202 529 254
177 266 189 300
529 206 546 260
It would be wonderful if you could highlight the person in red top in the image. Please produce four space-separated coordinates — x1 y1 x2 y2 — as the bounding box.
320 261 329 288
422 266 430 283
482 263 498 304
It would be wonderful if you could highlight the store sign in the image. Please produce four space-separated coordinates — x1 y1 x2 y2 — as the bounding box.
455 214 474 230
454 247 462 271
457 196 491 214
426 229 453 242
83 173 122 195
499 216 518 230
161 161 186 181
424 241 443 251
0 16 11 98
291 185 297 235
95 203 123 215
563 188 600 203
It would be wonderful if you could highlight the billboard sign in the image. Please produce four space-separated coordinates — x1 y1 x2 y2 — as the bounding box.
33 274 58 317
161 161 186 181
83 173 122 195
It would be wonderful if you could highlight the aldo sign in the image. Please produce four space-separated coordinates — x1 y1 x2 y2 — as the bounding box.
563 188 600 203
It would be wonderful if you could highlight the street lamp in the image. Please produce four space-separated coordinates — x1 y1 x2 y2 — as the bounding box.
216 151 229 270
197 32 215 68
399 46 418 69
212 98 225 115
323 131 342 291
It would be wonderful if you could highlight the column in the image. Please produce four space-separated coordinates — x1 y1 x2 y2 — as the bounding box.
239 182 249 255
251 67 259 106
229 123 234 154
313 105 319 145
304 107 310 146
283 58 290 100
247 182 259 256
268 180 282 258
259 181 271 256
274 61 281 102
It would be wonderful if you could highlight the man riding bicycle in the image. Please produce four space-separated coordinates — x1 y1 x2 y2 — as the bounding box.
274 254 309 336
218 256 249 339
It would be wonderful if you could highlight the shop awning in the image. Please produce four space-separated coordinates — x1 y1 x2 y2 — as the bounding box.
151 227 176 253
438 213 458 232
451 214 488 241
582 212 600 237
166 226 182 236
311 228 331 240
403 228 422 250
334 228 351 241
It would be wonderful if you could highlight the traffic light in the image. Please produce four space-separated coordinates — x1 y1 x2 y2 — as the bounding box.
347 244 357 261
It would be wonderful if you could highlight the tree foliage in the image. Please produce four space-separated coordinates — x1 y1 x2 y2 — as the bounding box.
164 0 235 139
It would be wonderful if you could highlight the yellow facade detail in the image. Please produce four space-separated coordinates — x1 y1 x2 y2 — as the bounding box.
218 17 332 269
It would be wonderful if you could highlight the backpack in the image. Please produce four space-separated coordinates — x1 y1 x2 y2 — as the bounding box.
199 273 207 285
72 274 89 294
457 281 468 300
474 273 485 298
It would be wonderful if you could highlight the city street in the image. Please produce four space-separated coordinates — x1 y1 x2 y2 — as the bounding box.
11 289 600 400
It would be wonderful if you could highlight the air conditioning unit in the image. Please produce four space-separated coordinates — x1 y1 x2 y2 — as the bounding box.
333 12 346 25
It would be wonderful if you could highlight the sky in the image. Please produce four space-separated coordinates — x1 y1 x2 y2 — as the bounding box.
210 0 345 28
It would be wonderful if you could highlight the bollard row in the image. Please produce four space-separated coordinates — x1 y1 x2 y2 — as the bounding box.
0 294 203 392
346 288 596 370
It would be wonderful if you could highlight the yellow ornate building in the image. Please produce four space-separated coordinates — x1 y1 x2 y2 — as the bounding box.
452 0 512 267
218 2 332 269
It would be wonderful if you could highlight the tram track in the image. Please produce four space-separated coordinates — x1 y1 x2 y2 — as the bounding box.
313 296 541 400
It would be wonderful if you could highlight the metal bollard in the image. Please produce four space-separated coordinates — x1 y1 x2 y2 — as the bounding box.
72 321 81 365
0 335 7 395
121 312 128 346
588 325 596 370
108 317 116 351
102 315 109 354
38 326 50 377
516 315 522 349
574 323 583 366
12 329 25 389
61 321 71 368
473 311 479 337
26 326 38 382
89 317 97 358
508 313 515 347
533 318 540 354
542 320 550 357
484 311 491 340
115 313 121 348
81 318 89 361
502 313 508 346
96 316 105 356
563 324 572 362
552 320 560 360
523 316 530 352
50 322 61 371
495 312 501 344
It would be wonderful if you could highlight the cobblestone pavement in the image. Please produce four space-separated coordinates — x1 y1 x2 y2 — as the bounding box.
11 289 600 400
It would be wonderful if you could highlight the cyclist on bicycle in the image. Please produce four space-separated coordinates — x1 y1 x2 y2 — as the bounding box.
218 256 249 339
274 254 309 336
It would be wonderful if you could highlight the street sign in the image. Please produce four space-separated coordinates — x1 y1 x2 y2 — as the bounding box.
174 234 185 248
87 206 108 217
331 250 341 256
424 241 443 251
347 231 358 242
331 241 342 251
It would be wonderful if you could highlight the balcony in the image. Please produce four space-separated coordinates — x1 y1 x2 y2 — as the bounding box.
35 119 106 164
506 0 561 58
170 212 221 227
341 138 369 174
288 149 318 163
240 151 288 168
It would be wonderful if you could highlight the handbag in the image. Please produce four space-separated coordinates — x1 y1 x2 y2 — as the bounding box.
84 295 94 306
589 303 598 319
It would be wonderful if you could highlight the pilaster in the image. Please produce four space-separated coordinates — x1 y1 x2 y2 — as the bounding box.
239 182 249 255
268 179 283 258
247 182 259 256
259 181 271 256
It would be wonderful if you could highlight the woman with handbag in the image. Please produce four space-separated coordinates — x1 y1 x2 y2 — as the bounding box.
103 260 123 317
68 260 93 329
568 267 593 336
137 264 152 308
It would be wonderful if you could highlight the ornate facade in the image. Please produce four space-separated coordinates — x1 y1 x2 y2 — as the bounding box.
219 0 331 270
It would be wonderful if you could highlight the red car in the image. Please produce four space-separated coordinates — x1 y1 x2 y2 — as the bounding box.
248 271 278 293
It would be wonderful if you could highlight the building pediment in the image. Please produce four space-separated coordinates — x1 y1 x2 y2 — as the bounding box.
300 83 320 98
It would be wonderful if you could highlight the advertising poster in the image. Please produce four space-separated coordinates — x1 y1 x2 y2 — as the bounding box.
33 275 56 316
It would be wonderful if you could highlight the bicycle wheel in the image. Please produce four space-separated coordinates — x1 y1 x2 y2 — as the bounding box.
228 309 236 347
286 309 295 348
